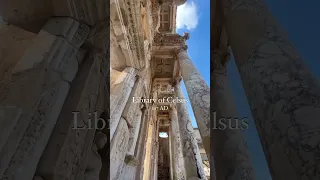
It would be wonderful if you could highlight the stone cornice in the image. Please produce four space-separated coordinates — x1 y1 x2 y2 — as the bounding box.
153 32 188 48
121 0 146 70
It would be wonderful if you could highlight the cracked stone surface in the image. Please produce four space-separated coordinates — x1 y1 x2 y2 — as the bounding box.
222 0 320 179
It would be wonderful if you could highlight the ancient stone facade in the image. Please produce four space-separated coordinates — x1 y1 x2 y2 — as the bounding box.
110 0 211 179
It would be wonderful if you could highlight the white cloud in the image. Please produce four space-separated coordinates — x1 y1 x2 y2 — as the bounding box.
176 1 198 31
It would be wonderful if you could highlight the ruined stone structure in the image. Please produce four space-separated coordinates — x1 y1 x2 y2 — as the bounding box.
110 0 210 179
4 0 317 179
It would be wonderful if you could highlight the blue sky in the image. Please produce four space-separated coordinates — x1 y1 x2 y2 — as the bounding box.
176 0 320 180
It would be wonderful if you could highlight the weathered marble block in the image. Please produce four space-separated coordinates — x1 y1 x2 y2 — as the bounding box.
126 109 142 156
110 118 130 180
42 17 80 41
52 0 103 26
43 17 90 47
122 77 144 126
0 25 81 179
49 39 79 82
12 30 57 74
110 67 137 140
0 81 70 180
35 54 105 180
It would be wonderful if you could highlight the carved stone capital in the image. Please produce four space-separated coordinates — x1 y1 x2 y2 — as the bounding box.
173 45 188 57
154 33 187 47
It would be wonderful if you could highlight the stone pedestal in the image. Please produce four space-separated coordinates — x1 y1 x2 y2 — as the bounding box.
211 48 255 179
221 0 320 179
170 107 186 180
177 48 210 157
175 82 207 180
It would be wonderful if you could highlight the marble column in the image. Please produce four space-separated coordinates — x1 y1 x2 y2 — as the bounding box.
170 106 186 180
175 82 207 180
177 47 210 157
168 128 174 180
211 46 255 179
142 109 155 180
220 0 320 179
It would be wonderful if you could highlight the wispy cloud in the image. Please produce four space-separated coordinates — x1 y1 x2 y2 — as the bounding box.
176 1 198 31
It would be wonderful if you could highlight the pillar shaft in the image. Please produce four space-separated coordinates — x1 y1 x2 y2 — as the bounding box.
170 107 187 180
220 0 320 179
211 47 255 179
177 49 210 157
175 82 207 180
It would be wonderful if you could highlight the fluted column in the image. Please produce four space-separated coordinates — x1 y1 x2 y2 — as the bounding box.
175 82 207 180
177 47 211 157
170 106 186 180
211 46 255 179
220 0 320 179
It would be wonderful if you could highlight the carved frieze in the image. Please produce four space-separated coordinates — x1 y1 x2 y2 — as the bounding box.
153 33 188 47
113 0 146 69
152 57 174 78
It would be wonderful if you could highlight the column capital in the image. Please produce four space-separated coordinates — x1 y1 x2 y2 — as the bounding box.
170 76 182 88
174 44 188 57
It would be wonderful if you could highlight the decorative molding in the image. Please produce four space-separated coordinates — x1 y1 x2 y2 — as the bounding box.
122 0 146 69
153 33 188 47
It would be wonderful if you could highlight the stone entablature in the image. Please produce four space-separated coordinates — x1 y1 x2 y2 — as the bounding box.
153 32 189 47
